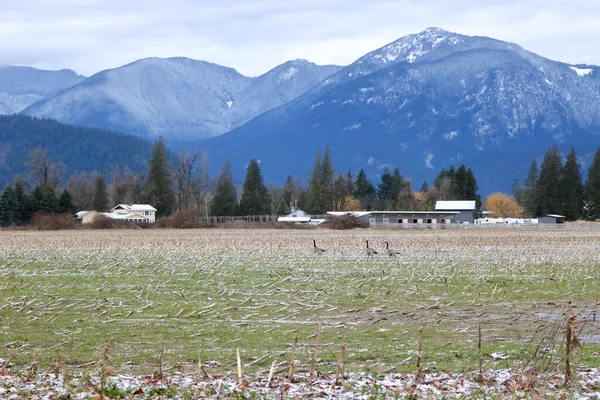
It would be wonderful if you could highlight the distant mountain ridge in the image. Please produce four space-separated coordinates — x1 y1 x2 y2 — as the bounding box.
20 58 342 140
0 66 84 114
201 27 600 195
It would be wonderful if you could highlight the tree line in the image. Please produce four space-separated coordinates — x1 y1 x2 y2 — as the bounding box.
506 145 600 221
0 138 482 227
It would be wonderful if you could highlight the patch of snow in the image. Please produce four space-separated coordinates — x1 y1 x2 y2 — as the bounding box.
570 66 592 77
424 153 434 169
279 66 298 80
226 100 233 108
444 131 459 140
358 87 374 93
342 123 361 131
308 101 324 111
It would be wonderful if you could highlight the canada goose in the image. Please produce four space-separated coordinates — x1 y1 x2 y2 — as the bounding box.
312 240 325 254
366 240 378 257
384 241 401 258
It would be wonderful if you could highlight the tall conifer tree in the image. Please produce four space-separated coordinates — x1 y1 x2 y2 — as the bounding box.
92 173 110 211
142 136 175 217
240 159 270 215
211 158 238 216
535 145 564 215
561 147 583 220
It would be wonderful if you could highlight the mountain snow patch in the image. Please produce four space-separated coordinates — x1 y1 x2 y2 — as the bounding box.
280 67 298 80
226 101 233 108
444 131 459 140
570 66 593 77
308 101 324 111
342 123 361 131
424 153 435 169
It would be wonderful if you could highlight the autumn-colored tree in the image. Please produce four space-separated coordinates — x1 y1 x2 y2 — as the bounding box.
484 192 524 218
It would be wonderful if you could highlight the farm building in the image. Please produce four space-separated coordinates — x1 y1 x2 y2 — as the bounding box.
327 211 459 227
76 204 157 224
435 200 477 224
538 214 566 224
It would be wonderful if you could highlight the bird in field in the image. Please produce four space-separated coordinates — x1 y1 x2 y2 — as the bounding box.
384 241 401 258
366 240 378 257
312 240 326 254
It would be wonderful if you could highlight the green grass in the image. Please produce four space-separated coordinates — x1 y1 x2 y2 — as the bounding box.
1 227 600 379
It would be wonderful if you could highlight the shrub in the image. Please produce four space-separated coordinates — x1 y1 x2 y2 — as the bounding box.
154 209 200 229
89 214 140 229
31 211 77 230
325 215 368 230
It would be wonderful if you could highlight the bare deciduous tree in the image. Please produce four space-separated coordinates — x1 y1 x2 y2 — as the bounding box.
27 147 65 189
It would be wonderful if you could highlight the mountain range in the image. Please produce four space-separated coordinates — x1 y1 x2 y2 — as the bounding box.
0 66 84 114
3 27 600 195
21 58 340 140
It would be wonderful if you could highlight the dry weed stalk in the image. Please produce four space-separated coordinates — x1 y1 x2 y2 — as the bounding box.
286 329 299 383
308 323 322 385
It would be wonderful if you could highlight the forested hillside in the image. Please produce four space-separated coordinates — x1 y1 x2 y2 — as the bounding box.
0 115 157 187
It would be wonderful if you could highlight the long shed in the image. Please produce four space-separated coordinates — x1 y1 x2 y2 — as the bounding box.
435 200 477 224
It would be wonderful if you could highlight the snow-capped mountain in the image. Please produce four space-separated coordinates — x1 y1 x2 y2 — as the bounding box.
203 28 600 195
0 66 84 114
21 58 341 140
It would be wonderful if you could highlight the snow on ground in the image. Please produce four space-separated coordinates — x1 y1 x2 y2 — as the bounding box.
570 66 593 77
1 368 599 399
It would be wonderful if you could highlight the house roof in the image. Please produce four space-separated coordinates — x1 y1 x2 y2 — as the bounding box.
545 214 566 218
435 200 477 211
111 204 157 212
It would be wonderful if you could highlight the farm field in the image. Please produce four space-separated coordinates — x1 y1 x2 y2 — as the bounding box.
2 226 600 397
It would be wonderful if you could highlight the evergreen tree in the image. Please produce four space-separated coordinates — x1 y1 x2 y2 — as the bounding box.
29 185 44 214
345 170 355 196
240 159 270 215
320 146 335 211
40 185 59 214
465 168 481 209
58 189 77 214
13 182 29 225
308 149 323 213
354 169 377 210
561 147 583 220
522 160 539 216
275 198 291 215
92 173 110 211
0 185 17 227
211 158 238 216
455 165 469 199
377 167 394 202
142 136 176 218
585 147 600 220
420 181 429 193
535 145 564 216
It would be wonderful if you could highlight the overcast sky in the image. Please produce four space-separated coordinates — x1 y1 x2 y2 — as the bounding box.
1 0 599 77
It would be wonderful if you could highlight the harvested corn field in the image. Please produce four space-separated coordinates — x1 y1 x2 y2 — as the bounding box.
2 226 600 397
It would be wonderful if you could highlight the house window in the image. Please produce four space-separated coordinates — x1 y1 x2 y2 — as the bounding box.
398 218 404 224
412 218 418 224
143 211 151 216
441 219 446 224
427 218 432 224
